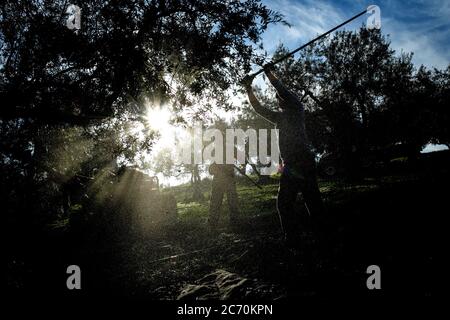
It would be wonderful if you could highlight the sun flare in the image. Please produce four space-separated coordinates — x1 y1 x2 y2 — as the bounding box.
145 105 172 132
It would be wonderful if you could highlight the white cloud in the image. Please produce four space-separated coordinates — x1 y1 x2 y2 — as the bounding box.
260 0 449 69
383 16 450 69
261 0 346 53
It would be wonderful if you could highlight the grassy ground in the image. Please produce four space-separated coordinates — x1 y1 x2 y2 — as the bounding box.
75 169 435 298
8 152 443 298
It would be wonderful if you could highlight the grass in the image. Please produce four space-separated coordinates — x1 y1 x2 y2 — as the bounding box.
169 174 415 226
171 181 279 226
11 152 445 297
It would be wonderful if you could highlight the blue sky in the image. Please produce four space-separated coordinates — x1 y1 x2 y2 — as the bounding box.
260 0 450 69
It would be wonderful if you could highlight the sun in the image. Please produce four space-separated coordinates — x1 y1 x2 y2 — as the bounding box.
144 103 180 151
145 105 172 132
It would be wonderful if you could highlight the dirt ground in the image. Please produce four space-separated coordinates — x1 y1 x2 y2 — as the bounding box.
8 152 442 298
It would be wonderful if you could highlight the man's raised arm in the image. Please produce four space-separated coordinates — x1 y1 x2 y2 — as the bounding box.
242 76 279 124
264 66 299 104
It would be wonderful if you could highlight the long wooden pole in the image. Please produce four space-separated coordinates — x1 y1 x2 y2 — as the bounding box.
250 9 368 77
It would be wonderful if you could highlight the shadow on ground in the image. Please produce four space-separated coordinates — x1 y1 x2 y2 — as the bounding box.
8 152 443 298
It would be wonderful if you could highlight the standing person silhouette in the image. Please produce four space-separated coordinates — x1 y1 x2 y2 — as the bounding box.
208 162 240 228
243 65 324 247
207 123 240 229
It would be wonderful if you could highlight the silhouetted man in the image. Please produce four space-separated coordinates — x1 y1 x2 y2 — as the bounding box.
243 65 324 246
208 122 241 229
208 163 240 228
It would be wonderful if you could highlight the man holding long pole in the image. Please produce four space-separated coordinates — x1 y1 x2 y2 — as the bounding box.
239 6 377 247
242 65 324 248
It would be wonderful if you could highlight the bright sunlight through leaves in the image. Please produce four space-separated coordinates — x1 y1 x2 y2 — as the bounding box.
145 104 172 132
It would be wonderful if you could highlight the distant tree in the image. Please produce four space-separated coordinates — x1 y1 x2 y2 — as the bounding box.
311 28 396 173
250 28 448 177
429 65 450 149
150 147 178 179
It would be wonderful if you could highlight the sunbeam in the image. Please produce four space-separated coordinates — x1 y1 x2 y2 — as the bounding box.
145 104 172 133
